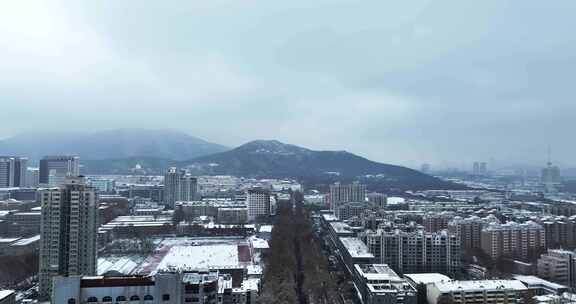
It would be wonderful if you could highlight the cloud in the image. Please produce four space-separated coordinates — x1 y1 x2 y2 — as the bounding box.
0 0 575 167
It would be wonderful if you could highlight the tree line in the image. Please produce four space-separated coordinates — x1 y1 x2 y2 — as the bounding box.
259 195 340 304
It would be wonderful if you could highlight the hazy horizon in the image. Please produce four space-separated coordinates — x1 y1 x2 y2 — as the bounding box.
2 1 575 168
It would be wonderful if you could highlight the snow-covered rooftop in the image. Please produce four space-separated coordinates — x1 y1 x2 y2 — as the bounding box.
432 280 527 293
259 225 273 233
340 237 374 259
0 290 14 300
10 235 40 246
514 275 567 290
355 264 401 281
404 273 451 285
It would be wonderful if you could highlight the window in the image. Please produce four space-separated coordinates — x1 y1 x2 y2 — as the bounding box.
144 295 154 300
102 296 113 302
116 296 127 301
68 299 76 304
87 297 98 302
163 294 171 301
130 295 141 301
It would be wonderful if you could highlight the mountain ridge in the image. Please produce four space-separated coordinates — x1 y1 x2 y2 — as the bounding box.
179 140 461 190
0 129 228 161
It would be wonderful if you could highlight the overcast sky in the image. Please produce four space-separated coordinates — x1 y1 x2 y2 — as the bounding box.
1 1 575 168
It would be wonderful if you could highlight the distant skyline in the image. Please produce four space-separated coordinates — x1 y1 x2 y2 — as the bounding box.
1 1 575 168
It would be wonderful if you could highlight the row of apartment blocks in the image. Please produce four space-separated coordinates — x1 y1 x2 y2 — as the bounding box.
445 215 546 261
322 212 462 276
319 212 539 304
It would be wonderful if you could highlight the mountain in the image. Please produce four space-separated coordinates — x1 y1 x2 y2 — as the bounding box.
181 140 462 190
0 129 228 161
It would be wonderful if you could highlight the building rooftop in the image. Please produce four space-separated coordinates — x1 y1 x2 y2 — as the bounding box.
132 238 253 275
182 271 219 284
10 235 40 246
330 222 354 235
0 238 19 244
514 275 567 290
0 289 14 300
432 280 528 293
259 225 273 233
340 237 374 259
404 273 451 285
355 264 401 281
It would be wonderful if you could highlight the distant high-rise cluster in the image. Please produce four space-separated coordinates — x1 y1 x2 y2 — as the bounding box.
542 161 562 193
39 176 98 300
163 167 198 208
472 161 488 176
39 155 80 187
0 156 28 188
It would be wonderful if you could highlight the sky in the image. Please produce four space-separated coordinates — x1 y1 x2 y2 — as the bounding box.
1 1 575 169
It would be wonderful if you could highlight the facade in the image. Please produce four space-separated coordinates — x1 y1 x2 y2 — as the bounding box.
367 229 461 275
39 176 99 300
119 184 164 203
0 156 27 188
337 202 367 220
353 264 417 304
424 213 454 232
246 189 270 222
39 155 80 186
480 222 546 261
537 216 576 249
367 193 388 208
26 167 40 188
330 182 366 215
52 271 259 304
218 207 249 224
537 250 576 289
427 280 528 304
448 216 499 252
87 178 116 193
5 211 41 236
164 168 197 208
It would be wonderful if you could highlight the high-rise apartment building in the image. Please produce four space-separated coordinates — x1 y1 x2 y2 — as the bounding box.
163 167 197 208
367 193 387 208
424 213 454 232
39 176 98 300
366 229 460 275
330 182 366 216
448 215 500 251
26 167 40 188
39 156 80 186
480 221 546 261
0 156 28 188
247 188 271 221
537 249 576 289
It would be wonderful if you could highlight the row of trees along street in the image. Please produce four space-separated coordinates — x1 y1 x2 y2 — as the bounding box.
259 194 341 304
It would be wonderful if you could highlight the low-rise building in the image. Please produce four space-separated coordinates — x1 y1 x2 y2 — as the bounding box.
537 249 576 289
515 275 570 296
354 264 417 304
427 280 528 304
52 271 259 304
